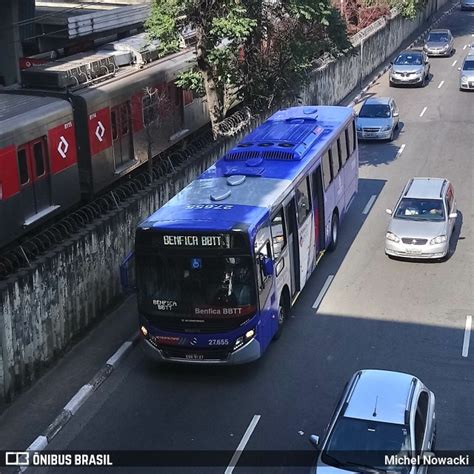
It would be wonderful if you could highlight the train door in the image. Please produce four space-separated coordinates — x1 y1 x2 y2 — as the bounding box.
17 137 51 220
285 197 300 298
311 165 325 255
111 101 134 169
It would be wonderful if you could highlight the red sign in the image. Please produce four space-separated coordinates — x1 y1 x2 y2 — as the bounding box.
19 57 48 70
48 121 78 174
88 107 112 155
0 146 19 200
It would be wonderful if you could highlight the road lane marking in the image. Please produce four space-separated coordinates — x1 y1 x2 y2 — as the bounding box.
362 194 377 215
312 275 334 310
437 80 445 89
463 44 468 50
462 315 472 358
225 415 261 474
396 144 406 157
451 60 457 67
419 106 427 117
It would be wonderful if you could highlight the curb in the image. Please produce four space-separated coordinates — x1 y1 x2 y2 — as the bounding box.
18 331 140 473
348 0 459 108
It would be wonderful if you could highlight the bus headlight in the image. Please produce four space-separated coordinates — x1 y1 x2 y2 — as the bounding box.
234 329 256 350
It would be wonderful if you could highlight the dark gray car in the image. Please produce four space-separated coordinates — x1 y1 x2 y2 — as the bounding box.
423 29 454 57
389 50 430 87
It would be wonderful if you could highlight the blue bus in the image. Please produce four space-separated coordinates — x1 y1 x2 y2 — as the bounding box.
133 106 358 364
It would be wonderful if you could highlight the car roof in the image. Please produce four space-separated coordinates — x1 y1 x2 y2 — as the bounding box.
344 370 416 425
363 97 391 105
404 177 447 199
399 49 423 55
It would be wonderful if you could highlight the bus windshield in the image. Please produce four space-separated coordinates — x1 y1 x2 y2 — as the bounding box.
136 254 257 318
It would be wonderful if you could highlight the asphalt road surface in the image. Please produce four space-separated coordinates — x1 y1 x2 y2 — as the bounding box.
2 4 473 474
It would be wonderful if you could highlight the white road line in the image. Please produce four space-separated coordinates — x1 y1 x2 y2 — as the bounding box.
224 415 261 474
463 44 468 50
451 60 457 67
396 144 406 157
419 106 427 117
362 194 377 215
312 275 334 310
437 80 445 89
462 315 472 358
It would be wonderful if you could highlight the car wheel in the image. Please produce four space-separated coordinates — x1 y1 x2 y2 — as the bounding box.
395 120 400 130
389 80 394 88
273 300 287 340
328 212 339 252
388 128 394 142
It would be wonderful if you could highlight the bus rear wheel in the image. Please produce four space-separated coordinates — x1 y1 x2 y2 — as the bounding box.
328 212 339 251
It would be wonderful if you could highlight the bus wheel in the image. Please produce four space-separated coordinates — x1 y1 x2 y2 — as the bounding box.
328 212 339 251
273 301 287 340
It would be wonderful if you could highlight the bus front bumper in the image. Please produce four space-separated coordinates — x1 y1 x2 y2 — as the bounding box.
142 336 261 365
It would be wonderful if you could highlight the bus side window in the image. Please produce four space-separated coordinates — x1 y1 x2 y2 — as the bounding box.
351 120 357 152
346 123 355 156
338 132 348 167
329 145 340 179
296 177 311 225
271 209 287 260
322 150 332 190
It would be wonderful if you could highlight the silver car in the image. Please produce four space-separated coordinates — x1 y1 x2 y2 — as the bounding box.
356 97 399 141
385 177 457 260
309 369 436 473
459 53 474 91
389 50 430 87
423 29 454 57
461 0 474 10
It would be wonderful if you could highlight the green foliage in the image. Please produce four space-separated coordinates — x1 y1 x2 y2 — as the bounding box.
389 0 427 18
145 0 181 57
146 0 351 128
175 70 205 96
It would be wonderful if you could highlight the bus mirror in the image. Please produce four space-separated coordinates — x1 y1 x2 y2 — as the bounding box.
120 251 136 292
262 257 274 277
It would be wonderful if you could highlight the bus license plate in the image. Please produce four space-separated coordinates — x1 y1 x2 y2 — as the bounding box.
185 353 204 360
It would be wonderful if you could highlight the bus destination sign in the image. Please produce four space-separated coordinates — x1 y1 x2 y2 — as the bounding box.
162 234 230 248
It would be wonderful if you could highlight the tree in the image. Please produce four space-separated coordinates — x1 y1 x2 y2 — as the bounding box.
146 0 350 137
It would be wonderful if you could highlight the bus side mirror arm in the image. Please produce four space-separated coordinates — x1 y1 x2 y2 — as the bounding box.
120 251 136 292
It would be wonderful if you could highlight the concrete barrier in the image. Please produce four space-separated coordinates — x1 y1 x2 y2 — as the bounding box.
0 0 451 403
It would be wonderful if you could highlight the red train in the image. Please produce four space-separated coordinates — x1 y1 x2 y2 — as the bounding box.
0 36 209 248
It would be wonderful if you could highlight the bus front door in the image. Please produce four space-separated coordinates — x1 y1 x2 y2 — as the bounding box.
285 197 300 298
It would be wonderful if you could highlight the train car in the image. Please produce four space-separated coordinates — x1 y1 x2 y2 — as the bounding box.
0 94 81 248
0 35 210 249
20 39 209 197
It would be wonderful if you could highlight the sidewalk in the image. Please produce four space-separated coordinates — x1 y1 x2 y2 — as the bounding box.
0 294 137 451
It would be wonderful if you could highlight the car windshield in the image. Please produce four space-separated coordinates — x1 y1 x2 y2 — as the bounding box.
394 198 445 221
359 104 391 118
394 53 422 65
462 60 474 71
427 32 449 42
136 254 257 317
322 417 411 473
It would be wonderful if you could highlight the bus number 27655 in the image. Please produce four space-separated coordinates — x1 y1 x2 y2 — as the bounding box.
208 339 229 345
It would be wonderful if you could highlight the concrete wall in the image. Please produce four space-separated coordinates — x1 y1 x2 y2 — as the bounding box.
0 0 449 403
0 1 22 86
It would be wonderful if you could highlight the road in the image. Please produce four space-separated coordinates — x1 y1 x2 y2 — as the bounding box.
2 4 474 474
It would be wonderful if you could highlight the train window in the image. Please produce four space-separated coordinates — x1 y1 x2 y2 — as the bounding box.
120 104 129 135
142 94 159 126
183 89 193 106
111 110 118 141
33 141 45 178
17 148 29 185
